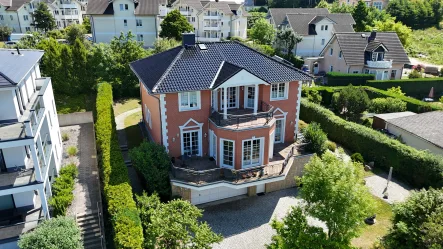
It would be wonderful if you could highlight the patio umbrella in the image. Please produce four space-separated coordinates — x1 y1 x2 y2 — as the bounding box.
429 87 435 98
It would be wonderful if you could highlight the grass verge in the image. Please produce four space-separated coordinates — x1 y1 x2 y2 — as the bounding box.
124 111 143 149
55 94 95 114
113 98 141 117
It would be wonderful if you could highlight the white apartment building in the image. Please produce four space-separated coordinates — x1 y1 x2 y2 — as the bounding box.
166 0 248 42
87 0 166 47
0 0 85 33
0 49 63 248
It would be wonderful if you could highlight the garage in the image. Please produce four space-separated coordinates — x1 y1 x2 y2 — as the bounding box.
191 186 248 205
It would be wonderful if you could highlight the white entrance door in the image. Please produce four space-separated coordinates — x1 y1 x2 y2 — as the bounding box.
191 187 247 205
209 131 217 160
274 119 285 143
244 86 255 109
269 130 275 160
221 87 238 110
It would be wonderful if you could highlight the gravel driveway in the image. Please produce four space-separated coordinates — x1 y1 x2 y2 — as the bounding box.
201 188 305 249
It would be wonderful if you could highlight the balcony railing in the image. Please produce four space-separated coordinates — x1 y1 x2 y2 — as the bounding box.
29 96 45 135
209 101 274 129
366 59 393 68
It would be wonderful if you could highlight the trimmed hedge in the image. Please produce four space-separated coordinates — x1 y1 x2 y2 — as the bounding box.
95 83 143 249
300 99 443 189
326 72 375 86
49 164 78 216
366 78 443 97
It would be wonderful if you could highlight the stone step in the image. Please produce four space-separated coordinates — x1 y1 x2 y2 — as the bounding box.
77 215 99 224
83 238 103 249
120 145 128 151
124 160 132 167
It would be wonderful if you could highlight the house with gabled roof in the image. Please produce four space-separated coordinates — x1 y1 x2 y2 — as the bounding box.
130 33 314 205
317 31 410 79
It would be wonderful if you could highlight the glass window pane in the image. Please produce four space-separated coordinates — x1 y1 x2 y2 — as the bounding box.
271 84 278 98
190 92 197 107
181 92 189 107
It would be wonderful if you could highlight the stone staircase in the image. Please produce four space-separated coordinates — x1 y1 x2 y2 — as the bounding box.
76 211 104 249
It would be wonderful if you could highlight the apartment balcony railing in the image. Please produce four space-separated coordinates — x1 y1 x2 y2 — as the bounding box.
366 59 393 69
38 134 52 177
29 96 45 135
209 101 274 129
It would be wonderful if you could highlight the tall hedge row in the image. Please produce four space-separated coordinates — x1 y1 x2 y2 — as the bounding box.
366 78 443 97
300 99 443 189
326 72 375 86
95 83 143 248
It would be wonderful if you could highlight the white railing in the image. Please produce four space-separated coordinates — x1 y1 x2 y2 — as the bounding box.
366 60 393 68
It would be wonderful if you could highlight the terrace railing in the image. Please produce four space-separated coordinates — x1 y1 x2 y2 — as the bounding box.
209 101 274 128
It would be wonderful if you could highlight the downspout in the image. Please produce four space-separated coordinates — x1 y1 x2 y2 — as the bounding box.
149 90 163 146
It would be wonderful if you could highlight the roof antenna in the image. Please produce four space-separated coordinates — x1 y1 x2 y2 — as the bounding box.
16 46 21 55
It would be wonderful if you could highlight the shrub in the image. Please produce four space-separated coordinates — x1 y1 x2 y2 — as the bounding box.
440 96 443 103
408 69 423 79
62 133 69 142
298 120 308 131
351 153 364 163
326 72 375 86
67 146 77 157
361 118 372 127
302 122 327 155
336 85 370 118
306 89 322 104
49 164 78 216
326 141 337 152
18 216 82 249
95 83 143 248
369 98 407 113
300 99 443 188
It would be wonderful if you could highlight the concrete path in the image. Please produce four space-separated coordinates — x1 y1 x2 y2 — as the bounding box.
365 173 411 204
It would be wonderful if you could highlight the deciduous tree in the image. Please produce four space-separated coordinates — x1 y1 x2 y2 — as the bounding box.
275 27 302 55
0 26 12 41
250 18 275 44
65 24 86 44
316 0 329 8
371 17 412 46
160 9 194 40
33 2 56 32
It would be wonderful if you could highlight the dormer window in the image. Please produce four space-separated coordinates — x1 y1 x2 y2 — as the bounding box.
372 52 384 61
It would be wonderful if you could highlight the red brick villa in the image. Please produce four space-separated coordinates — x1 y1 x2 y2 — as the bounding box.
130 34 314 205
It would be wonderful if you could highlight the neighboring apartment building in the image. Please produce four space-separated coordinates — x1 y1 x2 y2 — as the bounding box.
167 0 248 42
339 0 388 10
281 13 355 57
130 33 313 205
0 0 85 33
317 31 410 79
0 49 63 248
267 7 329 28
87 0 166 47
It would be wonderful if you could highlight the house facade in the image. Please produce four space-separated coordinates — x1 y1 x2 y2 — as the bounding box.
163 0 248 42
0 49 63 247
315 31 410 79
338 0 389 10
131 34 313 205
87 0 165 47
0 0 85 33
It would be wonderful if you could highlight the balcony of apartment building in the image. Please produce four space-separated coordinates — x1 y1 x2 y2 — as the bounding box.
203 20 221 31
204 10 222 19
170 142 312 186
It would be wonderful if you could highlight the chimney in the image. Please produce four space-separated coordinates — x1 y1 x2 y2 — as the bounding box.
182 33 195 48
368 29 377 42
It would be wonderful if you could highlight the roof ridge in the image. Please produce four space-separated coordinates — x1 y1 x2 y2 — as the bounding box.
152 47 185 93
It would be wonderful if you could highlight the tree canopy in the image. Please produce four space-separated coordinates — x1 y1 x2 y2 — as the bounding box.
250 18 276 44
33 2 56 32
65 24 86 44
275 27 303 55
0 26 12 41
160 9 194 40
353 0 370 31
332 85 370 119
387 0 443 29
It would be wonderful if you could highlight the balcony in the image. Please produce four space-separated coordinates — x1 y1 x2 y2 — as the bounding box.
209 101 274 129
203 25 221 31
29 96 45 135
170 143 311 186
0 168 36 190
366 59 393 69
197 37 220 42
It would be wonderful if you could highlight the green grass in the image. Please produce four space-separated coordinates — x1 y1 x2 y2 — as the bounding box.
55 94 95 114
113 98 141 117
67 146 78 157
408 28 443 66
352 195 393 249
124 111 143 149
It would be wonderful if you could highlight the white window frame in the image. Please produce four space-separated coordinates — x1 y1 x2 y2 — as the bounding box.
209 130 217 160
325 25 328 30
220 87 239 110
321 25 324 31
338 51 342 59
137 34 144 42
136 19 142 27
178 91 201 112
373 1 382 10
241 137 264 168
124 19 127 26
144 104 151 128
274 117 286 143
23 15 28 21
321 39 325 45
220 138 235 168
179 119 203 157
119 3 124 10
270 82 289 101
330 48 333 56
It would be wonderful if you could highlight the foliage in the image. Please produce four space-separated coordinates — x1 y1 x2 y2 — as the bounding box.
371 17 411 47
95 83 143 248
250 18 275 45
326 72 375 86
129 142 171 201
17 32 44 49
334 85 370 119
383 188 443 249
409 68 423 79
159 9 193 40
351 153 364 163
316 0 329 8
62 133 69 141
353 0 370 31
275 27 303 55
387 86 405 96
65 24 86 44
302 122 327 155
245 42 276 56
361 118 372 128
329 1 354 13
369 97 407 113
82 16 91 33
33 2 56 32
136 193 222 249
0 26 12 41
440 96 443 103
152 38 180 53
407 28 443 65
366 78 443 100
49 164 78 216
387 0 443 29
47 29 65 39
306 89 322 104
67 146 78 156
326 140 337 151
18 216 83 249
300 99 443 188
247 12 267 29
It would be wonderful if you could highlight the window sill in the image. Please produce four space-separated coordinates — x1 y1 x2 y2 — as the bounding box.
179 107 201 112
270 97 288 101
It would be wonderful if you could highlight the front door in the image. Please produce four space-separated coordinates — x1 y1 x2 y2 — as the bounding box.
274 119 284 143
221 87 237 110
245 86 255 109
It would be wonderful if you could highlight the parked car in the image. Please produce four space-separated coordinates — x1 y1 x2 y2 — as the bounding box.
424 66 439 76
422 98 434 102
5 41 17 45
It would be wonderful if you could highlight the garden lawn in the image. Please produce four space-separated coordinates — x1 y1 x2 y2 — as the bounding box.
408 28 443 66
124 111 143 149
113 98 141 116
352 195 393 249
55 94 95 114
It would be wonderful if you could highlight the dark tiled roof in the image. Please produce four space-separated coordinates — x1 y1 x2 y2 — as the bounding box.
365 40 387 52
269 8 329 27
87 0 165 15
173 0 205 11
331 32 410 65
387 111 443 149
0 49 44 84
286 13 355 35
0 0 28 11
212 61 242 89
0 72 15 88
130 42 313 94
200 1 239 15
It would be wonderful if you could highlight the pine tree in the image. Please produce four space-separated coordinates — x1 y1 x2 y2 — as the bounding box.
33 3 56 32
353 0 369 31
59 45 73 92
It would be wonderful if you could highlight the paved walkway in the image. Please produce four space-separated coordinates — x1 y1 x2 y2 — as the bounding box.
365 173 411 204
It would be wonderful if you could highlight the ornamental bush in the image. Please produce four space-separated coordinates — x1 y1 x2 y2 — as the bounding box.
300 99 443 188
302 122 327 155
95 83 143 248
351 153 364 164
369 97 407 113
49 163 78 216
